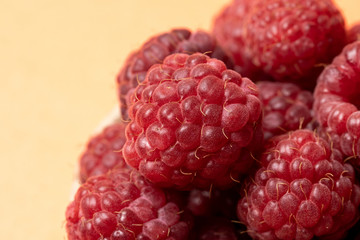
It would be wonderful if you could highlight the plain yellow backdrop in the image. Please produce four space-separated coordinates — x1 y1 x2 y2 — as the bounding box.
0 0 358 239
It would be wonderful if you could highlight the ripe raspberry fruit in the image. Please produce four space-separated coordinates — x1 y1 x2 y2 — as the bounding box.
313 41 360 166
257 81 314 140
123 52 263 189
237 129 360 240
117 28 233 121
66 168 192 240
212 0 260 79
347 22 360 43
213 0 346 90
79 122 127 183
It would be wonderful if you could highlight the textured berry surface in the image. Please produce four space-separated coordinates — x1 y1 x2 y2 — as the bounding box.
237 129 360 240
257 81 314 140
117 28 233 121
213 0 346 90
123 52 263 189
212 0 261 79
79 122 127 183
314 41 360 166
66 168 192 240
347 22 360 43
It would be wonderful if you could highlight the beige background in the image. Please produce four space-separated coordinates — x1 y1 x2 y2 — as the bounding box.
0 0 358 239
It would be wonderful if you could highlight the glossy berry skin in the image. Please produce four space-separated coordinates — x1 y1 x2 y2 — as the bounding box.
237 129 360 240
66 168 192 240
213 0 346 90
314 41 360 166
347 22 360 43
117 28 233 121
257 81 314 140
123 53 263 189
79 122 127 183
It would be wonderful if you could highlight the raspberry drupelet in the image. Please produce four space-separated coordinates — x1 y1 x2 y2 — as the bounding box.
66 168 192 240
116 28 233 121
257 81 314 140
314 41 360 168
123 52 263 190
79 122 127 183
213 0 346 90
237 129 360 240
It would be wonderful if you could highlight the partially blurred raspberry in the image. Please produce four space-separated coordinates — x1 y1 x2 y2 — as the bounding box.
117 28 233 121
237 129 360 240
313 41 360 167
213 0 346 90
66 168 192 240
123 52 263 189
257 81 314 140
212 0 261 79
79 122 127 183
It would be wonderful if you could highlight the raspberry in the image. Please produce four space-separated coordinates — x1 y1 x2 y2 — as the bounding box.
347 22 360 43
116 28 233 121
66 168 192 240
213 0 346 90
237 129 360 240
257 81 314 140
123 52 263 189
212 0 261 79
79 122 127 183
313 41 360 166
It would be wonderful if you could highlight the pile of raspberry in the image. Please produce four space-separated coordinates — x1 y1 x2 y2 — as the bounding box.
66 0 360 239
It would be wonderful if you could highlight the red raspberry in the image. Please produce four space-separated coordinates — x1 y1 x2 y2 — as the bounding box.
66 168 192 240
213 0 346 90
123 52 263 189
117 28 233 121
212 0 260 79
257 81 314 140
347 22 360 43
79 122 127 183
237 129 360 240
313 41 360 166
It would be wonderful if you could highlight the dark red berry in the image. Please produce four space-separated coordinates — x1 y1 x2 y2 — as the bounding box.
123 53 263 189
237 129 360 240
